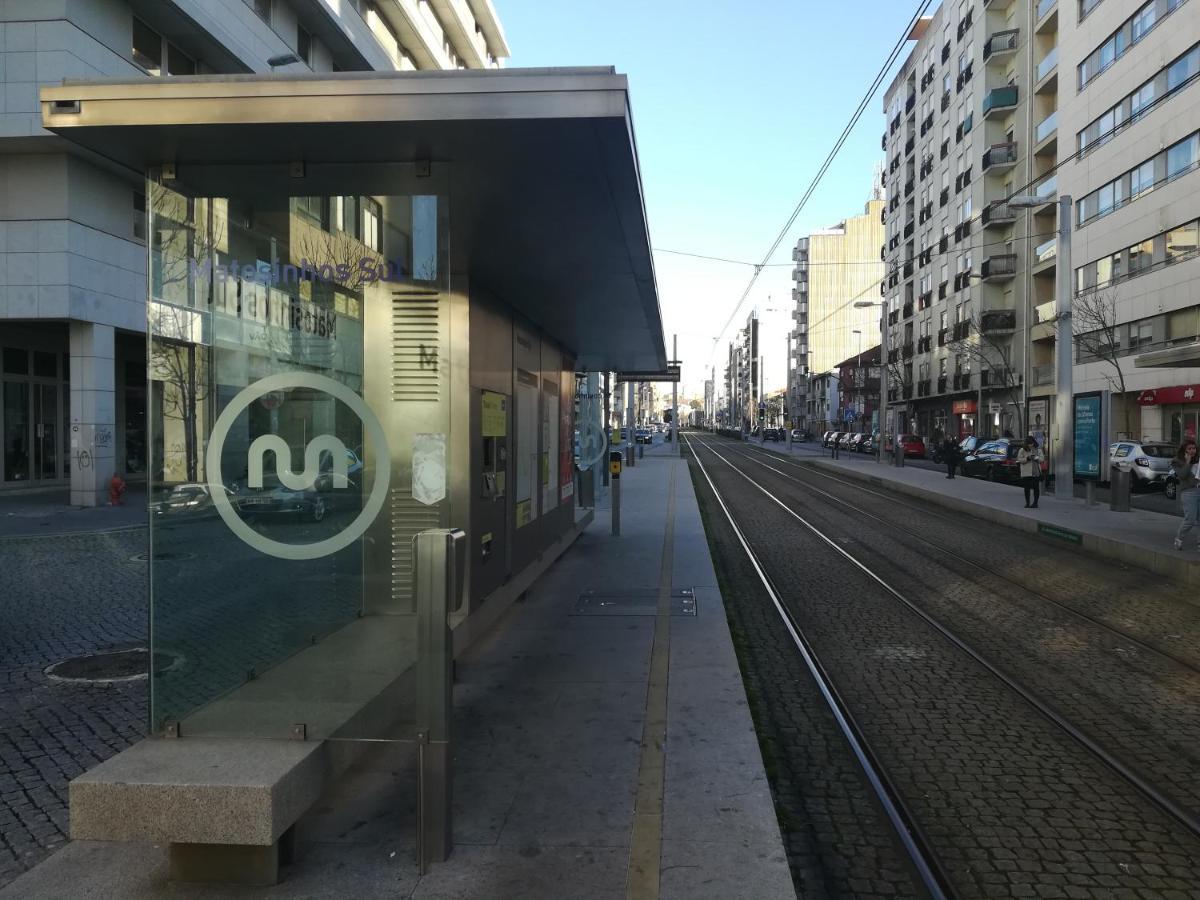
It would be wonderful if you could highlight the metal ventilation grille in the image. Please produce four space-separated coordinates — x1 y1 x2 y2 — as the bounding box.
391 290 441 402
390 490 442 606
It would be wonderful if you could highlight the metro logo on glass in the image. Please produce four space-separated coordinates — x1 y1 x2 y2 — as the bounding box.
205 373 390 560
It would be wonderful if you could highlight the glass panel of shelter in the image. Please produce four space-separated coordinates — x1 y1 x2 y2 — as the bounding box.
146 162 455 862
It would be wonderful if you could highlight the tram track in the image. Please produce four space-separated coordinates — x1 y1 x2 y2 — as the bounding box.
734 438 1200 675
683 432 1200 898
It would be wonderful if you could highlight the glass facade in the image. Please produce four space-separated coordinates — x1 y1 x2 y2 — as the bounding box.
146 162 452 749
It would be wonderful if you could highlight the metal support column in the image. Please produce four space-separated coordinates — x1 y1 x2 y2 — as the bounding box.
1053 195 1075 496
602 372 611 487
414 528 465 873
672 334 679 456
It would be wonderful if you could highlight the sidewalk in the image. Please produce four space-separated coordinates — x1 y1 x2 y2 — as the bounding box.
0 484 147 538
764 439 1200 594
0 454 794 898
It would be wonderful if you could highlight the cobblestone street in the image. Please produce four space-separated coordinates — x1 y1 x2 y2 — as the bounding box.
0 529 147 889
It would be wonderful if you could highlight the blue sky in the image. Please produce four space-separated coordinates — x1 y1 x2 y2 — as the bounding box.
496 0 926 398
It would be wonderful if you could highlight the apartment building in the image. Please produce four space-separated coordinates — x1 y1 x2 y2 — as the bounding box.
1057 0 1200 444
789 198 885 433
0 0 508 503
724 311 759 431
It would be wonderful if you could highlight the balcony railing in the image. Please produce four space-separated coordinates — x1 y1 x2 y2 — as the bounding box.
1035 174 1058 202
937 376 948 393
983 29 1019 61
902 343 915 359
1032 364 1054 386
918 380 932 397
981 254 1018 280
982 86 1019 118
1037 237 1058 262
903 301 914 318
982 200 1016 227
953 321 971 340
980 310 1017 334
1036 46 1058 83
1034 300 1056 325
1035 111 1058 144
982 142 1018 172
1036 0 1057 22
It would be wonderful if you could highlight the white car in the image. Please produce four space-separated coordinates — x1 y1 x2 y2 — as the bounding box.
1109 441 1175 488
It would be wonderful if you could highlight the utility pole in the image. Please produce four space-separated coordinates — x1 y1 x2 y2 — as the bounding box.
1053 195 1074 496
672 334 679 457
785 333 792 453
626 379 635 467
602 371 611 487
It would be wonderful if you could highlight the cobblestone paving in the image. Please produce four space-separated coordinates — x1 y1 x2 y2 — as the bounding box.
722 444 1200 820
686 455 921 899
688 435 1200 898
0 529 148 889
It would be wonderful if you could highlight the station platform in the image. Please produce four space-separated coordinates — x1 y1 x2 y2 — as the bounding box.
757 437 1200 596
0 446 794 899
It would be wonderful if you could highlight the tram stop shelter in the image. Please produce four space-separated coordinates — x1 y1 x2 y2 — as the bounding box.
36 68 663 884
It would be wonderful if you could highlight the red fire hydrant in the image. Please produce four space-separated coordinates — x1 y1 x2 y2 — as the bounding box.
109 473 127 507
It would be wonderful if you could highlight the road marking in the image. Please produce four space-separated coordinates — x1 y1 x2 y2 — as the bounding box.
625 462 677 900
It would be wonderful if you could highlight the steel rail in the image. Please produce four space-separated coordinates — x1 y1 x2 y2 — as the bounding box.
688 433 1200 844
732 438 1200 677
682 434 953 900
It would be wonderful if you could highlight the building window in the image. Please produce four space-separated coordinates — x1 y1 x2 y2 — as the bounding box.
134 192 146 241
362 198 381 251
1167 221 1199 263
1128 238 1155 274
297 25 312 65
1168 133 1200 179
1131 3 1157 42
1167 45 1200 91
1078 0 1187 90
133 18 162 76
1130 160 1154 198
167 43 195 76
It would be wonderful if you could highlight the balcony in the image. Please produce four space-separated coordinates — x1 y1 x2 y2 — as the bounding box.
955 167 972 192
903 220 915 239
940 139 950 159
980 309 1017 334
1034 111 1058 155
937 375 948 393
982 142 1018 173
954 220 972 242
1032 364 1054 386
939 187 950 208
983 29 1019 62
956 12 973 40
953 321 971 341
982 200 1016 228
938 281 948 300
903 260 914 278
982 86 1019 119
941 42 950 64
902 343 915 360
1032 237 1057 275
1035 47 1058 93
918 335 932 353
919 291 933 310
903 301 914 319
904 178 915 197
905 92 916 114
941 90 951 112
902 386 914 401
1032 174 1058 210
956 63 973 92
1035 0 1058 34
938 235 949 254
938 328 949 347
981 253 1018 281
905 136 915 156
918 380 932 398
953 373 972 390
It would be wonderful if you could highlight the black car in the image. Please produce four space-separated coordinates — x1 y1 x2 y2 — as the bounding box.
960 438 1023 482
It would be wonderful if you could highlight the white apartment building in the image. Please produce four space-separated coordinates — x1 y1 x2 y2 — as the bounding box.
882 0 1199 449
1057 0 1200 444
0 0 508 503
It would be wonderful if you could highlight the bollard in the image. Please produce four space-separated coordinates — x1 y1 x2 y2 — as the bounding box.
1110 466 1131 512
610 451 623 536
893 440 905 468
1085 481 1096 506
413 528 466 872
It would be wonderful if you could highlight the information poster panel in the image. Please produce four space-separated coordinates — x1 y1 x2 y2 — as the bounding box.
1073 391 1105 480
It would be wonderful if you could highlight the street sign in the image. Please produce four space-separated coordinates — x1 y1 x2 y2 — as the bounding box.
615 363 680 383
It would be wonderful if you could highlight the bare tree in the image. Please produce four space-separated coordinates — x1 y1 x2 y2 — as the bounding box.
947 314 1025 439
1073 288 1133 438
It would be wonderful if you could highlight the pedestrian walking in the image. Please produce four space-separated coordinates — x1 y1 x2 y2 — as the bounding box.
1172 440 1200 550
942 437 959 479
1018 437 1043 508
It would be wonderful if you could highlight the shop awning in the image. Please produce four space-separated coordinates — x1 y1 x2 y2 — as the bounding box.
40 68 664 372
1134 343 1200 369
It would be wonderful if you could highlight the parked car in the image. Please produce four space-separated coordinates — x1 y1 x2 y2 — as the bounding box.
845 433 865 452
153 483 241 519
791 428 812 442
860 432 879 454
240 447 364 523
1166 467 1181 500
1109 441 1175 490
837 432 857 451
887 433 927 459
635 428 653 444
824 430 843 448
960 438 1023 482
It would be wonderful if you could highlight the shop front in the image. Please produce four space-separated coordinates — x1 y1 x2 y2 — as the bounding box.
952 398 977 439
41 68 663 880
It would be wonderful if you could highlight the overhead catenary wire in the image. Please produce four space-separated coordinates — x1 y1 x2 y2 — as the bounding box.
710 0 936 356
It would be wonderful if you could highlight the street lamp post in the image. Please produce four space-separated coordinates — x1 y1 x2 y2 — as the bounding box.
1008 192 1073 496
855 300 889 464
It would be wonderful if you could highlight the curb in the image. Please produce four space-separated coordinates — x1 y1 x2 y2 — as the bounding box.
803 457 1200 595
0 523 148 543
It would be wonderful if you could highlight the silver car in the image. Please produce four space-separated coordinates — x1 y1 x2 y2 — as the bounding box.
1109 441 1175 488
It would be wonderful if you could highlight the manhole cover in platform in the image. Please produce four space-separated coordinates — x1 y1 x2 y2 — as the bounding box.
573 588 696 617
45 648 183 683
